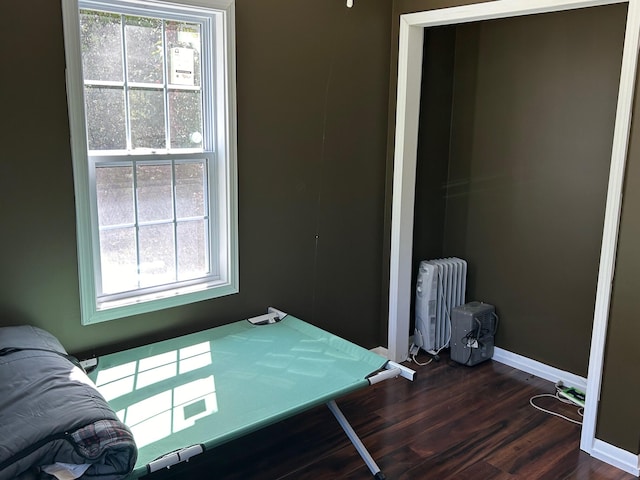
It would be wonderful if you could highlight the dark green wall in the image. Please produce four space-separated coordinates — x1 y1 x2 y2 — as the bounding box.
444 7 624 377
0 0 392 355
389 0 638 457
597 69 640 451
410 26 457 322
409 5 626 377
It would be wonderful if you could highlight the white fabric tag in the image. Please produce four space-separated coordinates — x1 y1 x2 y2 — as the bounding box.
41 463 91 480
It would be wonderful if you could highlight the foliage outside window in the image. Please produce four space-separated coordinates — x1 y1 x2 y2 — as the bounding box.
62 0 238 324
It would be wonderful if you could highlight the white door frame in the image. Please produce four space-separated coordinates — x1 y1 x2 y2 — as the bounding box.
388 0 640 456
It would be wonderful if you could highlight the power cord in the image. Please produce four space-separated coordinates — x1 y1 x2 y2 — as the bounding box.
458 311 499 365
460 333 476 366
529 384 584 425
409 351 433 366
407 343 433 366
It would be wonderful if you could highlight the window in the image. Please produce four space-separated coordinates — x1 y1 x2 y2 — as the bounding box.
62 0 238 324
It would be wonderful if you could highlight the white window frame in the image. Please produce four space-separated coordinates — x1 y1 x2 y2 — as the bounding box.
62 0 238 325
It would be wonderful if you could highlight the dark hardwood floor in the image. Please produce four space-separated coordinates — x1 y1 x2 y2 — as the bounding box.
143 352 636 479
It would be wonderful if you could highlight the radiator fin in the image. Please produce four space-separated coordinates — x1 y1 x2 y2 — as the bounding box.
415 257 467 353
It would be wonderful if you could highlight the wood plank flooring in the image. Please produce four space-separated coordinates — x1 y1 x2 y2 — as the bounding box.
143 353 636 480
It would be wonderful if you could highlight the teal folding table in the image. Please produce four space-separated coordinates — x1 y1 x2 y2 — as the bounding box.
87 308 414 479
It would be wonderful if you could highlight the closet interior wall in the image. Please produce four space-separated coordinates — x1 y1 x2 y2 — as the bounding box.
412 5 627 378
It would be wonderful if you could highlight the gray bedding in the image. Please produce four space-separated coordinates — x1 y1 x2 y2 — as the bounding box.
0 325 137 480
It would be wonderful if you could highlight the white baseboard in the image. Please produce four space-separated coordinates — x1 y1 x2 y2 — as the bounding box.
493 347 638 478
371 346 389 356
379 342 638 476
492 347 587 391
591 440 640 477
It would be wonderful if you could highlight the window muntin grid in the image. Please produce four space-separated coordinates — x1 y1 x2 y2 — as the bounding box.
79 3 220 304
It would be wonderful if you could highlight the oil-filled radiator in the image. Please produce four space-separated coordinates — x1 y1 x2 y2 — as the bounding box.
414 257 467 355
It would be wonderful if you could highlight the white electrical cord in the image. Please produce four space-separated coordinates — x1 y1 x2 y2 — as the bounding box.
529 386 584 425
409 352 433 366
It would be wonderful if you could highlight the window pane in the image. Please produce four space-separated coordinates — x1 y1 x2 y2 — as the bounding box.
80 10 123 82
85 86 126 150
175 162 205 218
139 224 176 287
100 227 138 294
137 164 173 223
96 166 134 226
125 16 163 84
166 22 201 87
177 220 208 280
130 88 166 149
169 90 203 149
